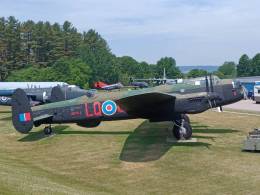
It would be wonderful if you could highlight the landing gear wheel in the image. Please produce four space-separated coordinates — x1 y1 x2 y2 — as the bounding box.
181 114 190 123
44 126 53 135
173 124 181 140
173 120 192 140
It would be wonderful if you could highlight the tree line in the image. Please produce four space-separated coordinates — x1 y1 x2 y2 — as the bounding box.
186 53 260 79
1 16 259 87
0 16 182 88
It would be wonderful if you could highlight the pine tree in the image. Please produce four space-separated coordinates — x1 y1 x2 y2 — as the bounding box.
237 54 251 77
156 57 181 78
79 29 117 84
251 53 260 76
0 17 7 80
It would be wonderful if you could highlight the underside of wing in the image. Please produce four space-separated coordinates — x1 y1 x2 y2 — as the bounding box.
116 92 176 118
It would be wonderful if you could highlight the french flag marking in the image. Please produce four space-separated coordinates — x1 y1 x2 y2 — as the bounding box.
19 112 31 122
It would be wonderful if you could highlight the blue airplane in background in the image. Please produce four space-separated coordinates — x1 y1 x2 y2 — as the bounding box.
0 83 95 106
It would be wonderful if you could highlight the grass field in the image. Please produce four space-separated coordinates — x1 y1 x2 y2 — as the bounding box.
0 106 260 194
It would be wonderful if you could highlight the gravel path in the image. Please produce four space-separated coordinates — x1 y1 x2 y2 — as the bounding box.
224 100 260 112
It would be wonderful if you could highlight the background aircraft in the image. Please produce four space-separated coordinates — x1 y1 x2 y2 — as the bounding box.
0 81 68 105
131 68 182 85
130 81 149 88
94 81 123 90
0 96 12 106
0 87 54 106
0 82 68 90
11 76 243 140
0 85 95 106
94 81 148 90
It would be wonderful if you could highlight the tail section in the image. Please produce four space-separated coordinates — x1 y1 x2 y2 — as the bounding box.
94 81 108 89
11 89 33 133
50 86 65 102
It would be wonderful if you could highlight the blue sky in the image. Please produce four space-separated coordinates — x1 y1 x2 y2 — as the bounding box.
1 0 260 66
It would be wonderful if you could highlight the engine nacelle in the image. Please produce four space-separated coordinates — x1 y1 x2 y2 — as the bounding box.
77 120 101 128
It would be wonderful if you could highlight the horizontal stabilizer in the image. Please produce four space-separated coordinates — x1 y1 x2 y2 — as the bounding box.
34 114 53 122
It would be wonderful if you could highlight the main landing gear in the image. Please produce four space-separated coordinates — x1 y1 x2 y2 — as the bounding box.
172 114 192 140
44 125 53 135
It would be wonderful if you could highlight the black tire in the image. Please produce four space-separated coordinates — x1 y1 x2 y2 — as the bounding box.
44 126 52 135
181 114 190 123
183 121 192 140
172 121 192 140
173 124 181 140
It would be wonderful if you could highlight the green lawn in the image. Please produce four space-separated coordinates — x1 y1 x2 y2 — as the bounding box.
0 106 260 194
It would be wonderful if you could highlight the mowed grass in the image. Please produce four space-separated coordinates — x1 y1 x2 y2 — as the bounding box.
0 106 260 194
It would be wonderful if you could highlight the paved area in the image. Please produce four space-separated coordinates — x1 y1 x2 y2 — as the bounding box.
224 100 260 112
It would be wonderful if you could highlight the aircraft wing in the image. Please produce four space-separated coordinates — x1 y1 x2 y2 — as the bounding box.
116 92 175 118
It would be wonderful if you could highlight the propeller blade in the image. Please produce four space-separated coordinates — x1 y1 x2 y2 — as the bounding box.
209 74 214 92
205 75 209 93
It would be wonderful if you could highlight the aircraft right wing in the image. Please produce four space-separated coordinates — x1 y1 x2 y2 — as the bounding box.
116 92 176 118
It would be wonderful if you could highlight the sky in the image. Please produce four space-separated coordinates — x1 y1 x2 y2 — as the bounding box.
0 0 260 66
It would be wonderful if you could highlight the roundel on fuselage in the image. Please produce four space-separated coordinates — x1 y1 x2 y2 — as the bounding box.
101 100 117 116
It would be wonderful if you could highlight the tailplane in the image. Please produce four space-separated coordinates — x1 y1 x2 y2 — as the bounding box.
11 89 33 133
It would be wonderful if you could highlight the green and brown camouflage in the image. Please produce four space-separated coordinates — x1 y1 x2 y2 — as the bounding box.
11 77 244 140
32 83 201 111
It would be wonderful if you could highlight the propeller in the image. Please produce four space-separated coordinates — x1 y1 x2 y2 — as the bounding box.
209 74 214 93
205 74 221 110
205 75 209 93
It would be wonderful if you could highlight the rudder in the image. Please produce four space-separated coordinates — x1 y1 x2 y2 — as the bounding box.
50 86 65 102
11 89 33 133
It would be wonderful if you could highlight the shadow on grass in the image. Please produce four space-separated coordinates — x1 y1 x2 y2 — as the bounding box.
192 125 209 128
119 121 212 162
18 120 237 162
193 128 238 134
19 125 132 142
19 126 69 142
0 115 11 121
192 135 216 140
0 110 11 114
242 150 260 153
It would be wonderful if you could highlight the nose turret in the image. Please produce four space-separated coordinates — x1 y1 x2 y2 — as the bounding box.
214 80 244 106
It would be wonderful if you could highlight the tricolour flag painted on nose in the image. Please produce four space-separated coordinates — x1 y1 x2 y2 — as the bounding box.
19 112 31 122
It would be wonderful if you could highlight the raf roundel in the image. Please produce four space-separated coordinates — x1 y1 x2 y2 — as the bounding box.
102 100 117 116
0 96 8 103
